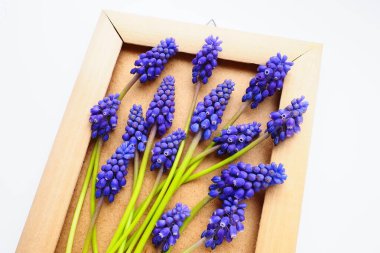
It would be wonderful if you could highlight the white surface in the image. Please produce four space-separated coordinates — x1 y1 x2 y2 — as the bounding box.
1 0 379 252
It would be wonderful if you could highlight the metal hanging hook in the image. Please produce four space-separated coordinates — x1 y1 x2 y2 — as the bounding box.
205 19 217 27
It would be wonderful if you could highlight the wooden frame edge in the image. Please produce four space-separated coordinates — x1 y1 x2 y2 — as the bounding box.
17 9 323 252
16 12 123 253
255 45 323 253
105 10 320 65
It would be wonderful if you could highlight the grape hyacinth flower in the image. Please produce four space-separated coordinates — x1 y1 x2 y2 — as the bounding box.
192 35 223 84
209 162 287 200
89 94 121 141
213 122 262 156
267 96 309 145
242 53 293 109
152 203 191 252
151 129 186 172
190 80 235 140
95 142 135 203
130 38 178 83
122 104 148 152
146 76 176 136
201 197 246 250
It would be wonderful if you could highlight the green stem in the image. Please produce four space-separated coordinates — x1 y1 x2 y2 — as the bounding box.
133 132 202 253
188 144 220 166
185 81 201 134
90 140 102 253
110 167 164 252
119 74 140 100
132 180 163 219
133 151 139 187
106 125 157 251
167 196 213 253
82 197 104 253
123 138 189 253
117 150 139 253
110 81 202 253
182 238 206 253
117 211 133 253
185 133 270 183
222 101 249 129
182 141 215 185
65 139 100 253
183 196 213 233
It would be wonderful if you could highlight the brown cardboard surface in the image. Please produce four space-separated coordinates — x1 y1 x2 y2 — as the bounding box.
56 44 281 252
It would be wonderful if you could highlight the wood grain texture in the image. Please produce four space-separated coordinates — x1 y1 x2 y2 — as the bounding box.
255 46 323 253
16 12 123 253
105 10 319 65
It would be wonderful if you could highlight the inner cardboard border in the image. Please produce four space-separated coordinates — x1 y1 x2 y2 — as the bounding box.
56 44 282 253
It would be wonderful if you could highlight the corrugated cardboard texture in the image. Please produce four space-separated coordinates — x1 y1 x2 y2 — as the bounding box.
56 44 281 252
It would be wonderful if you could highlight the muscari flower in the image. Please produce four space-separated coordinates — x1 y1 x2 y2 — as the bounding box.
95 142 135 203
122 104 148 152
242 53 293 109
89 94 121 141
213 122 262 156
131 38 178 83
209 162 287 201
190 80 235 140
201 197 246 250
192 35 222 84
152 203 191 252
151 129 186 172
267 96 309 145
146 76 175 136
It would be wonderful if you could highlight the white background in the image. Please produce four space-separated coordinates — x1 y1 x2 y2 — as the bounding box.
1 0 379 252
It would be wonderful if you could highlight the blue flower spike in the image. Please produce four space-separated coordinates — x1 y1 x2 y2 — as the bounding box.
267 96 309 145
213 122 262 156
89 94 121 142
131 38 178 83
151 129 186 172
201 197 246 250
123 104 148 152
242 53 293 109
95 141 135 203
190 80 235 140
152 203 191 252
146 76 176 136
192 35 223 84
209 162 287 200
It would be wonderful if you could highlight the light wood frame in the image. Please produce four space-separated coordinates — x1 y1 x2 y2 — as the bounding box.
17 10 322 253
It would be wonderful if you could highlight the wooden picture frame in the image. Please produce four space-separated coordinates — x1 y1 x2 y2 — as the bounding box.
17 10 322 253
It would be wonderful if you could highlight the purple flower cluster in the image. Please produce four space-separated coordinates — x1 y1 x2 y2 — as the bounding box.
200 162 287 249
267 96 309 145
190 80 235 140
201 197 246 250
151 129 186 172
89 94 120 141
95 142 135 203
209 162 287 200
152 203 190 252
192 35 222 84
122 104 148 152
213 122 262 156
146 76 175 136
242 53 293 109
130 38 178 83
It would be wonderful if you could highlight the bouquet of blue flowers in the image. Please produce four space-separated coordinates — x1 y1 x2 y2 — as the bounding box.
65 34 310 253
